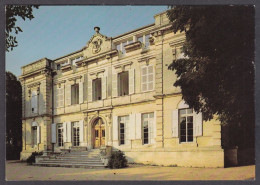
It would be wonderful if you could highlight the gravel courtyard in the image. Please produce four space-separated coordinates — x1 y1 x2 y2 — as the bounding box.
6 160 255 181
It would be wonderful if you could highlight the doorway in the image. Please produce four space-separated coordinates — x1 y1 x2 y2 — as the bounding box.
93 118 105 148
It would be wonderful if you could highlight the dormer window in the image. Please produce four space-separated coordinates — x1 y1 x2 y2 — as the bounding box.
57 64 61 70
116 39 133 56
71 56 83 66
137 34 150 49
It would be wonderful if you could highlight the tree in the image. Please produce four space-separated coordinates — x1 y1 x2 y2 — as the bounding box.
6 71 22 159
6 5 39 52
167 6 255 148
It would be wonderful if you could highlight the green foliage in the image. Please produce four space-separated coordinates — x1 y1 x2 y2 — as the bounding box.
107 150 128 169
6 72 22 160
167 6 255 148
6 5 39 52
26 152 43 164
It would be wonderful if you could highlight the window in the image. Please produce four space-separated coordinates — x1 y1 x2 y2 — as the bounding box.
116 40 133 55
179 108 193 142
71 56 83 66
137 34 150 48
141 65 154 92
122 42 127 55
142 113 154 144
72 122 80 146
93 78 102 101
57 64 61 70
31 91 38 113
57 124 63 147
118 116 129 145
71 84 79 105
118 71 129 96
57 87 64 107
32 126 37 147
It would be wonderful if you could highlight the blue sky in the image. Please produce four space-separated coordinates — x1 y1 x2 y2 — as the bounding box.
6 6 168 77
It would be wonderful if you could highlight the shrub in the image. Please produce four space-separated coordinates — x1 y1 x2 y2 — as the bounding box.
26 152 43 164
107 150 128 169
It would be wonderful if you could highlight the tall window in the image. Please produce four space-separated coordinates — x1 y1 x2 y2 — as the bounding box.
179 108 193 142
141 65 154 92
57 87 64 107
57 124 64 147
118 71 129 96
72 122 80 146
32 126 37 147
93 78 102 101
142 113 154 144
118 116 129 145
71 84 79 105
31 91 38 113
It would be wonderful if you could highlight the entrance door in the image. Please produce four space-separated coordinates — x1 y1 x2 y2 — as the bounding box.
94 118 105 148
72 122 80 146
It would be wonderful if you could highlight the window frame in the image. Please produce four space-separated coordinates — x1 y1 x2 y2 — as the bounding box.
71 83 79 105
118 115 129 145
57 123 64 147
92 78 102 101
31 126 37 147
31 91 38 113
179 108 194 143
118 71 129 97
141 112 154 145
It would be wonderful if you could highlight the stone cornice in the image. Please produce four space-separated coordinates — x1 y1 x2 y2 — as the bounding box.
27 82 41 88
68 75 82 81
124 41 142 53
54 80 66 85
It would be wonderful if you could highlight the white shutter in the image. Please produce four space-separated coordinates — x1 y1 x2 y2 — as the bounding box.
194 112 203 136
63 122 67 142
66 84 71 106
136 113 142 139
79 82 84 104
129 69 135 94
83 75 88 101
102 76 107 99
125 117 130 145
151 111 156 144
37 126 41 144
113 116 118 141
60 87 64 107
54 87 58 108
51 123 57 143
79 120 84 142
67 122 71 142
172 110 179 137
129 114 136 140
34 94 38 113
88 78 92 102
112 72 118 97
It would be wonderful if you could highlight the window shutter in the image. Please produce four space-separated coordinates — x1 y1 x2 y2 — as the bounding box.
66 84 71 106
31 94 35 112
37 126 41 144
34 94 38 113
194 112 203 136
112 116 118 141
83 75 88 101
129 114 136 140
54 87 58 108
102 76 107 99
63 122 67 142
141 66 147 92
51 123 57 143
136 113 142 139
129 69 135 94
79 82 84 104
67 122 71 142
172 110 179 137
151 111 156 144
125 118 130 145
60 87 64 107
112 72 118 97
79 120 84 142
88 78 92 102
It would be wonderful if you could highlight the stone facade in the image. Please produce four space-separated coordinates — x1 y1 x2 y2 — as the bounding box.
19 11 224 167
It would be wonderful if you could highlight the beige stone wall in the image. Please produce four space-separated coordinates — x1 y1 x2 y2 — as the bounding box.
19 11 224 167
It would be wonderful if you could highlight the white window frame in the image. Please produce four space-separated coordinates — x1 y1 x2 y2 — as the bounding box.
118 115 129 145
141 65 154 92
72 122 80 146
142 112 154 145
118 71 129 96
57 123 64 147
116 39 134 55
92 78 102 101
179 108 194 143
137 34 150 49
31 126 37 147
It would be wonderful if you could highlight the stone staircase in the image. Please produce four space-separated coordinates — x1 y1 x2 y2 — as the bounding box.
34 149 106 169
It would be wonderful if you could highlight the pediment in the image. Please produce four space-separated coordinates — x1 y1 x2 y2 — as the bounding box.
83 27 112 58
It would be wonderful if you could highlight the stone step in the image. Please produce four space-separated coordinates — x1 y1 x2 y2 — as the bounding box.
57 156 100 159
42 159 102 162
39 160 104 165
34 163 105 169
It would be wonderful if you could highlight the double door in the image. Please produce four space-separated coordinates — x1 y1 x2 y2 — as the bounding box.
94 119 105 148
